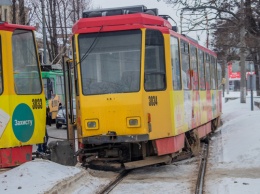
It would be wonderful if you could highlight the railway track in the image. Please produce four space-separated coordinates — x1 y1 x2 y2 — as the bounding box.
195 142 209 194
98 169 131 194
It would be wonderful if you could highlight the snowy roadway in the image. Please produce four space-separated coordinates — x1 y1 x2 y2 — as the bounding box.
0 93 260 194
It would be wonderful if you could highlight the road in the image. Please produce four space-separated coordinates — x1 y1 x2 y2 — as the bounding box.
33 124 78 152
47 124 68 142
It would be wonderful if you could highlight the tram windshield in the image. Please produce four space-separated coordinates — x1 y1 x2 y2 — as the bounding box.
12 29 41 94
78 30 141 95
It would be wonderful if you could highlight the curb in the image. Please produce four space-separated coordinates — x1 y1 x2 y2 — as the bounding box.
45 169 88 194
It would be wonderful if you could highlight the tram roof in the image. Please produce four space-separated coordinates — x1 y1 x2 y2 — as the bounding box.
72 13 172 34
0 21 35 31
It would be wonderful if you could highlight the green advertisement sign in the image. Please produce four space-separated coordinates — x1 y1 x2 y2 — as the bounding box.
12 103 35 142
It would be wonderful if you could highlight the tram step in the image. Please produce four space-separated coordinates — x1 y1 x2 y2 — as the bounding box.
124 155 171 170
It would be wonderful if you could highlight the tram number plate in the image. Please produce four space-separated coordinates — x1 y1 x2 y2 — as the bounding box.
32 99 43 109
148 96 158 106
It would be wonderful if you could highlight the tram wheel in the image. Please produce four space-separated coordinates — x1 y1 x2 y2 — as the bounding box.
189 129 200 156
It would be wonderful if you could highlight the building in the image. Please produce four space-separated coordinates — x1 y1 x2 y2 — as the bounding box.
228 60 256 91
0 5 12 23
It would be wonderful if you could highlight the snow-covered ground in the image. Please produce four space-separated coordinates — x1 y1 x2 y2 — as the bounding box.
0 92 260 194
205 93 260 193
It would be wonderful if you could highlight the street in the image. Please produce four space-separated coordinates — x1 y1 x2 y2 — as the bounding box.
47 124 68 143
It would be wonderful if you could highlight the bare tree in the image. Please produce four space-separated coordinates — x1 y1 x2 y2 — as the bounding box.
158 0 260 97
26 0 93 64
12 0 16 23
18 0 26 24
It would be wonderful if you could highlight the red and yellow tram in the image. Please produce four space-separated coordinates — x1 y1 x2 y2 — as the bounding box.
65 5 222 169
0 22 46 167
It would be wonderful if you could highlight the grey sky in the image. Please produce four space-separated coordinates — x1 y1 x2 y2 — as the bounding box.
92 0 207 46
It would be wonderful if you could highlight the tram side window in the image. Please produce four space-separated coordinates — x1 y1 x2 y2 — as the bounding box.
205 53 211 90
56 75 64 97
144 29 166 91
170 36 181 90
198 50 205 90
43 78 54 100
190 45 199 90
210 56 216 90
0 36 2 94
181 41 191 90
72 36 79 96
217 63 222 89
12 29 41 94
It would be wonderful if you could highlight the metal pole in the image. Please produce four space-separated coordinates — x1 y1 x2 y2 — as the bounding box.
250 63 254 111
41 0 47 64
240 0 246 103
226 63 229 94
251 74 253 111
180 11 183 34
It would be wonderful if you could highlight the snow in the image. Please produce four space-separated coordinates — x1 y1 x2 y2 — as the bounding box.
205 92 260 193
1 91 260 193
0 160 82 194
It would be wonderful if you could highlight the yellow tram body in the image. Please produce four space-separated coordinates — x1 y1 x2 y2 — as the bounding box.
0 22 46 167
68 5 222 169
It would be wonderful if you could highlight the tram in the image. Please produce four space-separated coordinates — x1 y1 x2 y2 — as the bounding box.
0 22 46 167
41 65 64 121
62 5 222 170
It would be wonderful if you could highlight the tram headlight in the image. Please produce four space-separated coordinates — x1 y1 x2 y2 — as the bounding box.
127 117 141 128
85 119 99 130
88 121 96 128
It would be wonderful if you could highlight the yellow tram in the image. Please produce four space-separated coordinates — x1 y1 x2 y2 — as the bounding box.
63 5 222 170
0 22 46 167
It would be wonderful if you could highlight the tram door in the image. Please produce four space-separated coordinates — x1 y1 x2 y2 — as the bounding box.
62 56 76 150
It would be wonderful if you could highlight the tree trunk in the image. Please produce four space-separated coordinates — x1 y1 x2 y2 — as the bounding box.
12 0 16 24
51 0 59 64
18 0 25 25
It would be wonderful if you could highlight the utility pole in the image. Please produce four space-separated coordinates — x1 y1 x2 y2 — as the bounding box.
240 0 246 103
41 0 47 65
226 62 229 94
205 12 209 48
12 0 16 24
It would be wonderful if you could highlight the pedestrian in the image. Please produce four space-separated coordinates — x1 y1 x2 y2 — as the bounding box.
58 102 62 110
37 101 50 154
37 128 48 154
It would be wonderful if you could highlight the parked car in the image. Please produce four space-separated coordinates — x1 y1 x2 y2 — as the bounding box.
56 100 76 129
55 108 66 129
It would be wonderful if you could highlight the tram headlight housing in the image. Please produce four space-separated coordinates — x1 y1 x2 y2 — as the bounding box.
127 117 141 128
85 119 99 130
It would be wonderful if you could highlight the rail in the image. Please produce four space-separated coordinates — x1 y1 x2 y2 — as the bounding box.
98 169 131 194
195 143 209 194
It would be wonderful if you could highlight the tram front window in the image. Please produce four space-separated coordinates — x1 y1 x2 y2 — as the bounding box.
12 29 41 95
78 30 141 95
